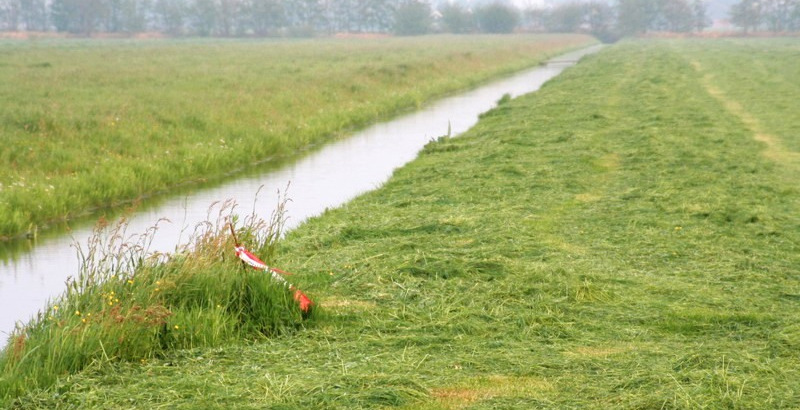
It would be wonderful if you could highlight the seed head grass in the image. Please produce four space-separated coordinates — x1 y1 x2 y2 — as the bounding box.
0 195 315 401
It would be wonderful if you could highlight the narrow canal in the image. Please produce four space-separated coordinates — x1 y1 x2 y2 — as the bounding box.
0 45 602 339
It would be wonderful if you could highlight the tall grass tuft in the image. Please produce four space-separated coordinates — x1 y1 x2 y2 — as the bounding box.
0 193 313 401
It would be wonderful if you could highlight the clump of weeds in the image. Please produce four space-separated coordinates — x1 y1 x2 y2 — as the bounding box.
0 191 313 402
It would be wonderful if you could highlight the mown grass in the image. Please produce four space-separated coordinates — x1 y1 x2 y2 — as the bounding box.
0 34 595 239
4 38 800 408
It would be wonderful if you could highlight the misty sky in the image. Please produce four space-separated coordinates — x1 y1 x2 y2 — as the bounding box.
457 0 735 20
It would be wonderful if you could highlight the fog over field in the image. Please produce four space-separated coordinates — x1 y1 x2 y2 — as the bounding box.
1 0 793 36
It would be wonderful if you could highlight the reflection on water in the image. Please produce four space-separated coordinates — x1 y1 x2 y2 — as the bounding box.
0 45 602 339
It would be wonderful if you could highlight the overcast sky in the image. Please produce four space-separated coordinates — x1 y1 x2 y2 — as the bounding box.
459 0 733 20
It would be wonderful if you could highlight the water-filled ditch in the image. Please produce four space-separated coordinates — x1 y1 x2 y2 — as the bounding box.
0 45 602 339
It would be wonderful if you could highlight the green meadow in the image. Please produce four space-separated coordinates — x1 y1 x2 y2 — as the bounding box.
0 34 594 240
3 37 800 408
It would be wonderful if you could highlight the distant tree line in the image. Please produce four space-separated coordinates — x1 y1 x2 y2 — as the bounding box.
0 0 521 36
614 0 711 35
729 0 800 32
1 0 400 35
1 0 798 37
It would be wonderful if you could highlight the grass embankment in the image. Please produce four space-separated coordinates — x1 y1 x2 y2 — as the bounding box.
5 38 800 407
0 34 594 239
0 202 316 400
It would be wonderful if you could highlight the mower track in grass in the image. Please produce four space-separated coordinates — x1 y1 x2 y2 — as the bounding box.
691 60 800 167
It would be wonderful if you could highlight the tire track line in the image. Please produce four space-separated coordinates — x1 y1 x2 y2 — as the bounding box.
690 60 799 167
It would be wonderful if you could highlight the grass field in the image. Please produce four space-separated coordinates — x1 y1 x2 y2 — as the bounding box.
0 34 594 240
3 38 800 408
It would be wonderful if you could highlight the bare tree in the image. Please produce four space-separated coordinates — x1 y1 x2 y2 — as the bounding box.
188 0 216 35
617 0 658 35
394 0 431 35
0 0 22 30
475 2 519 33
51 0 109 34
691 0 710 32
154 0 186 34
656 0 694 32
20 0 49 30
107 0 149 32
730 0 762 32
761 0 794 31
244 0 284 36
546 2 585 32
439 2 474 33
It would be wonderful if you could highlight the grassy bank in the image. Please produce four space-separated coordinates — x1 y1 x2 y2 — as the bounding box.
5 38 800 407
0 201 316 400
0 34 594 239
